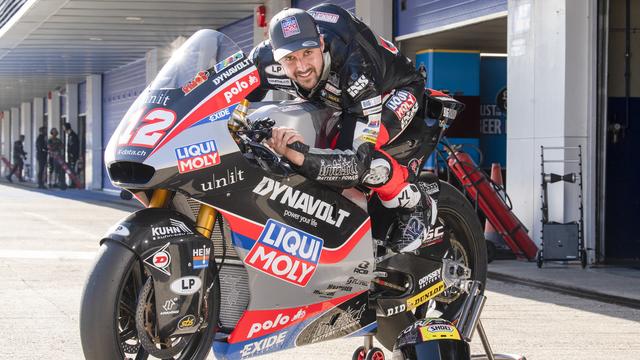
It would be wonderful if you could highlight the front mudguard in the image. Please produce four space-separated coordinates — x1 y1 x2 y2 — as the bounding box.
101 208 214 339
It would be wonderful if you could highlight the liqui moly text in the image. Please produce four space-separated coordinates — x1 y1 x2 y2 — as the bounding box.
174 140 220 174
244 219 323 287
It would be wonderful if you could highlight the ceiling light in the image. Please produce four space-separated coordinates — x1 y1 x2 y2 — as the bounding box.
89 37 102 41
126 16 142 21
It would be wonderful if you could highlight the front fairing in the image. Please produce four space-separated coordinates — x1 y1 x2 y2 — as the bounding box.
104 29 261 190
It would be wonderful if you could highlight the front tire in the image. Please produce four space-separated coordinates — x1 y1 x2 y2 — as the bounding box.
79 241 218 360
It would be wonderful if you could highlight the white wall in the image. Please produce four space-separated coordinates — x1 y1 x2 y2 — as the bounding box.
47 91 60 134
507 0 597 262
85 74 102 190
356 0 393 40
32 97 44 171
20 102 32 178
10 107 20 161
0 110 10 173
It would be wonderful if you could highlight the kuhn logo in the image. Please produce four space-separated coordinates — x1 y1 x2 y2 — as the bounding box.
151 219 193 240
223 74 259 103
174 140 220 174
244 219 323 287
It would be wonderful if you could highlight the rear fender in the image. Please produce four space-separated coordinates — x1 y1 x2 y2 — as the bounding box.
101 208 213 338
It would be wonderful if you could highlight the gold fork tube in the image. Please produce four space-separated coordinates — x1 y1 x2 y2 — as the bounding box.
196 204 217 238
148 189 170 208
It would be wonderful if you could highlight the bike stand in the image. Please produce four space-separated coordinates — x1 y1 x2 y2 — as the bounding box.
470 320 527 360
352 334 385 360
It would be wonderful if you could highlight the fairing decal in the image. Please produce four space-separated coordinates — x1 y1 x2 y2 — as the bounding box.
217 208 371 264
149 66 260 157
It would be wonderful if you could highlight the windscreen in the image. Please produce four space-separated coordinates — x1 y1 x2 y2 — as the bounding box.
150 29 241 90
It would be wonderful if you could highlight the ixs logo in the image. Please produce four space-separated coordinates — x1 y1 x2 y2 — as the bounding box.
151 219 193 240
386 90 418 128
182 71 209 94
223 73 259 103
240 331 288 358
174 140 220 174
244 219 323 287
347 75 369 98
252 177 351 228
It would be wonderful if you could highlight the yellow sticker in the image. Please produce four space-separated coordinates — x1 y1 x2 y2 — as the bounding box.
419 324 461 342
359 135 377 144
406 281 445 310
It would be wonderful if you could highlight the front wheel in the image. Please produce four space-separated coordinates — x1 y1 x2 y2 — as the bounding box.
79 241 219 360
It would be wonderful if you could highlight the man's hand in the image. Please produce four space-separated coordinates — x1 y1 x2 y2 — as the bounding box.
266 127 306 166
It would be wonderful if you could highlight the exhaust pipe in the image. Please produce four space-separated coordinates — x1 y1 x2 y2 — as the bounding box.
456 280 486 341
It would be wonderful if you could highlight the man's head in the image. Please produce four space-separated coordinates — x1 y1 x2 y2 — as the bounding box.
269 8 324 90
19 135 25 142
63 122 72 133
50 128 58 138
39 126 46 135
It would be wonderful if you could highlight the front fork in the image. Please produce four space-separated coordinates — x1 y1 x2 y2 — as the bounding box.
148 188 218 237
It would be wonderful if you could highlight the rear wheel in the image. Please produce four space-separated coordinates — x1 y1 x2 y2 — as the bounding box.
80 241 219 360
415 181 487 322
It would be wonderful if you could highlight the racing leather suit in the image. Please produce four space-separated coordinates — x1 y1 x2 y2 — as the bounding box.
248 3 432 207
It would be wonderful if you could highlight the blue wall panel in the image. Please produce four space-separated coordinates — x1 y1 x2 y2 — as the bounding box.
102 58 146 190
293 0 355 13
395 0 506 38
219 16 254 55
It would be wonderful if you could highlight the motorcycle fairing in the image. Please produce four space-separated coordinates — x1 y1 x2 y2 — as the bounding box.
212 291 376 360
102 208 212 339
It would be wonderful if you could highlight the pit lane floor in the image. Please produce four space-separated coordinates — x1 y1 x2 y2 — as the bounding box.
0 184 638 360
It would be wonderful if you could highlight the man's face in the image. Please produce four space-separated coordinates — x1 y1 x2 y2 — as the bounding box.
278 38 324 91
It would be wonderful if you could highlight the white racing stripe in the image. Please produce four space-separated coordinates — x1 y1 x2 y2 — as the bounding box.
0 249 96 260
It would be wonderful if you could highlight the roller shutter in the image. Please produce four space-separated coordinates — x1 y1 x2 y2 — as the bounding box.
101 58 146 190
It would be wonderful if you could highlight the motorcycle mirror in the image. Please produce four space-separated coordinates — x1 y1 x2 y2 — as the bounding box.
120 190 133 200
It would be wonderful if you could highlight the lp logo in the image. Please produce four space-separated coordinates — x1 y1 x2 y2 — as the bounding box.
170 276 202 295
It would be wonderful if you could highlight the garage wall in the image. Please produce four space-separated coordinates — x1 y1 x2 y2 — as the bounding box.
101 58 146 190
293 0 355 12
395 0 506 39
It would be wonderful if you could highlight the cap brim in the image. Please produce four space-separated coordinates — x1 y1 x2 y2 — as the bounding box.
273 36 320 61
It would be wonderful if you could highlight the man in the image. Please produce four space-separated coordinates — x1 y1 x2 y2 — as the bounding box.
47 128 66 190
63 122 79 187
248 5 446 252
6 135 27 183
35 126 48 188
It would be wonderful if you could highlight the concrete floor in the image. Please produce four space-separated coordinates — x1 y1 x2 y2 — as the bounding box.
0 183 639 360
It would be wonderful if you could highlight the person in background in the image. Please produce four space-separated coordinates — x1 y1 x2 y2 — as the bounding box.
35 126 48 189
6 134 27 183
47 128 66 190
63 122 79 187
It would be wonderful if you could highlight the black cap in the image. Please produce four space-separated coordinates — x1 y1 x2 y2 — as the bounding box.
269 8 320 62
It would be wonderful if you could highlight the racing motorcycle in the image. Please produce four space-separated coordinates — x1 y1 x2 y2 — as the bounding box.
79 29 487 360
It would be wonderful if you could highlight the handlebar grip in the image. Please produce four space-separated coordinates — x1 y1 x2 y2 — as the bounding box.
287 141 310 154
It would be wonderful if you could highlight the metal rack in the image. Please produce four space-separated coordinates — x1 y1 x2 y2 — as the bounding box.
537 146 587 268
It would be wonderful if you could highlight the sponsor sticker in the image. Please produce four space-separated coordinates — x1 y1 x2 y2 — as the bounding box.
144 243 172 276
108 224 130 237
377 35 399 54
240 331 288 358
212 58 251 85
281 16 300 38
265 64 285 76
200 166 246 192
177 315 197 330
160 297 179 316
419 324 461 341
347 75 369 98
359 135 377 144
174 140 220 174
361 96 381 109
418 270 440 289
267 77 292 86
192 245 210 269
223 72 260 104
244 219 323 287
406 281 445 310
317 157 358 181
309 10 339 23
170 276 202 295
385 90 418 128
252 177 351 228
214 51 244 73
151 218 193 240
182 71 209 94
